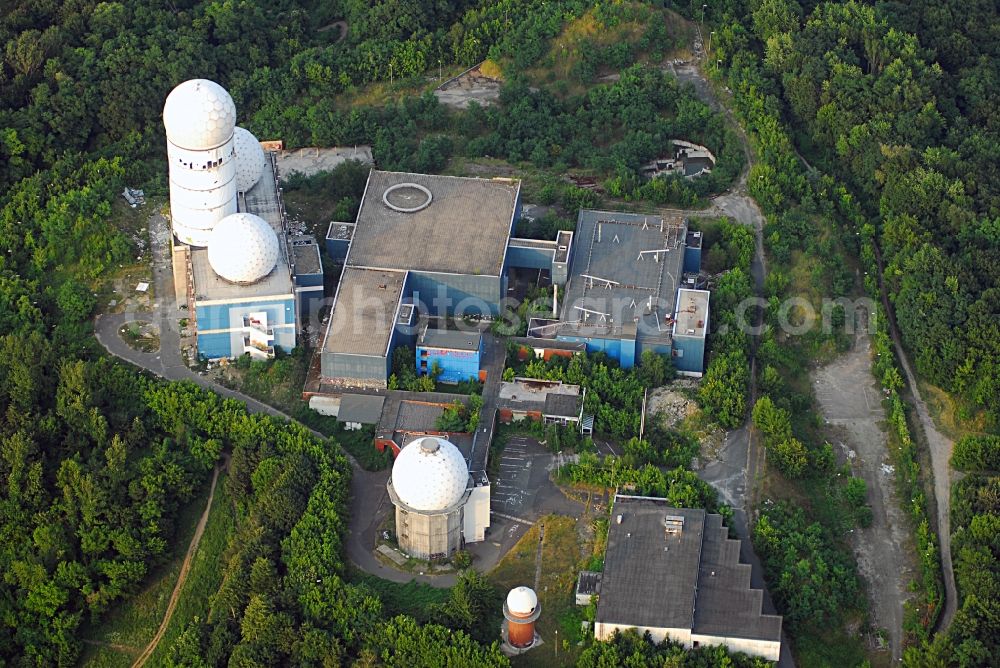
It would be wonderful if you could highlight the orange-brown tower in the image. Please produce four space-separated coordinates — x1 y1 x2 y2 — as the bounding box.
503 586 541 648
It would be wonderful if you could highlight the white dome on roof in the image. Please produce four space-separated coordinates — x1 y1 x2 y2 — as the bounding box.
163 79 236 150
391 437 469 512
207 213 279 284
506 586 538 616
233 127 266 192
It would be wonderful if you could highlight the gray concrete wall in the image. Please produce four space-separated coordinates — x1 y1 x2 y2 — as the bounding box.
396 506 463 560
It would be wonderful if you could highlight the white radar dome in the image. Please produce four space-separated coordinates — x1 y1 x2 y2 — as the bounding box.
506 587 538 616
391 437 469 512
163 79 236 150
233 127 266 192
207 213 279 284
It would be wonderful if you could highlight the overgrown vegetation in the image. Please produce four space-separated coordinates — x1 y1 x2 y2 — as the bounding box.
696 219 755 428
511 348 673 439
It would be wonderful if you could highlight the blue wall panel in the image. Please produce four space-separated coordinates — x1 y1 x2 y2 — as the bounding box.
195 296 296 358
555 334 637 369
196 298 295 332
507 245 554 271
416 344 482 383
672 335 705 374
326 238 350 262
198 332 233 359
408 272 501 317
683 245 702 274
295 272 324 288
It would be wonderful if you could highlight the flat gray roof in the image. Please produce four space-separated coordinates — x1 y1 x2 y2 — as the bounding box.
338 393 385 424
559 210 685 343
599 501 703 630
290 235 322 276
323 267 405 357
326 221 355 241
347 170 519 276
544 392 582 418
497 378 581 414
192 155 294 303
556 230 573 263
509 237 557 251
673 289 709 339
597 496 781 642
417 327 482 351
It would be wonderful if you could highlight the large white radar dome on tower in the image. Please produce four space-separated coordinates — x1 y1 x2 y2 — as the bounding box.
391 437 469 512
163 79 236 150
233 127 266 192
506 586 539 616
207 213 279 284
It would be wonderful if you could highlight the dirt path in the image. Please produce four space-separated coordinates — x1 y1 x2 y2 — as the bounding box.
317 20 348 43
871 244 957 632
812 316 914 660
82 639 141 655
130 461 223 668
533 523 545 591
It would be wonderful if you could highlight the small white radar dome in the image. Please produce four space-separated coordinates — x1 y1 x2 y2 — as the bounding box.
163 79 236 150
506 587 538 616
391 437 469 512
233 127 266 192
207 213 279 284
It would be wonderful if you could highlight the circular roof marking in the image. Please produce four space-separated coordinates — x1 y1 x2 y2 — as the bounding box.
383 182 433 213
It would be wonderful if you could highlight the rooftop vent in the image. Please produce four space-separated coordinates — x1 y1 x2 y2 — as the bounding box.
664 514 685 537
419 438 441 454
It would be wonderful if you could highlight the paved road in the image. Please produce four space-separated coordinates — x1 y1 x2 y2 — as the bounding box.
470 332 506 471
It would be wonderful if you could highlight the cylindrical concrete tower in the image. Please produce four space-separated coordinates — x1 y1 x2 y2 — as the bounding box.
503 586 540 648
387 437 470 560
163 79 238 247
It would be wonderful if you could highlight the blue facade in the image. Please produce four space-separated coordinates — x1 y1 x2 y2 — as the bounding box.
407 271 502 317
326 237 350 262
195 296 296 359
555 334 637 369
507 244 554 271
416 340 482 383
296 272 323 288
683 244 701 274
671 335 705 374
638 339 673 357
197 331 234 360
296 286 324 323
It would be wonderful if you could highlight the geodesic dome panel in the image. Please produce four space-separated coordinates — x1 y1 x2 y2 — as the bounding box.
391 437 469 512
207 213 279 284
163 79 236 150
506 586 538 615
233 126 266 192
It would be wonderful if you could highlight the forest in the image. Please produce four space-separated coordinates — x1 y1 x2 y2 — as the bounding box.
683 0 998 664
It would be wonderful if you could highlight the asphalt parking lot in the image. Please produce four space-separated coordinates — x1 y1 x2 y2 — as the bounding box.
492 435 542 516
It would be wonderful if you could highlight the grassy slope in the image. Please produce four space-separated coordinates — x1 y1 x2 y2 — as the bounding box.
79 480 215 666
145 474 235 666
489 515 585 667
